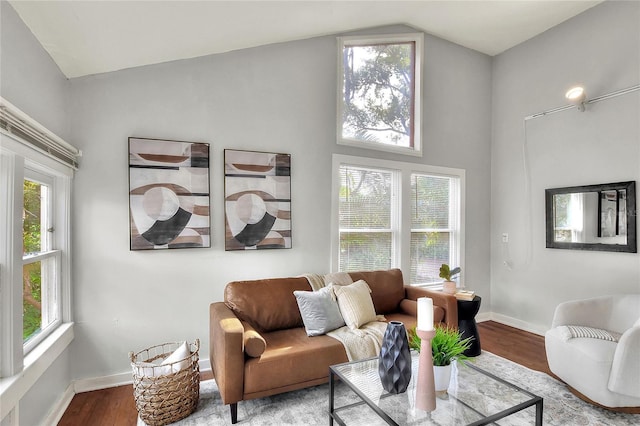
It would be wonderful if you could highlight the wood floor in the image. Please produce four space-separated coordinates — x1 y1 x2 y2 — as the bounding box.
57 321 548 426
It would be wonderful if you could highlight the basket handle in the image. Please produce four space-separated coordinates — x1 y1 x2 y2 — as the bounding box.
129 351 136 363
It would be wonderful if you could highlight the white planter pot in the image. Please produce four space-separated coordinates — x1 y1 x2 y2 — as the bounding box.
433 364 452 392
442 281 456 294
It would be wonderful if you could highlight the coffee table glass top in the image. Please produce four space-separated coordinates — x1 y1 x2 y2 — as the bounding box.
330 353 542 426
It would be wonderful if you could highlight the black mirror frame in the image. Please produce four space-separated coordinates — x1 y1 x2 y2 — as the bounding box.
545 181 637 253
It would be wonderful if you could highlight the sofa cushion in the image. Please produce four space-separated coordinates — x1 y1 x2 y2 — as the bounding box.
225 277 310 332
244 327 348 395
349 269 405 314
385 312 418 331
399 299 444 325
333 280 377 330
294 285 345 336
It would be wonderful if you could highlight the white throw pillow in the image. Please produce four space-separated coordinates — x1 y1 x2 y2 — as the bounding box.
294 285 345 336
161 341 191 373
135 362 165 377
333 280 377 330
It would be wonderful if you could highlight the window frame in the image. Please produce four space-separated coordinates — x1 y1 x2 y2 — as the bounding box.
22 168 63 354
336 33 424 157
409 172 462 286
0 132 73 377
331 154 465 287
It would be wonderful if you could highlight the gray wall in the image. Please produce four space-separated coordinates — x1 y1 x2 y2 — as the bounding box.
0 0 69 140
67 26 492 380
0 2 71 425
490 1 640 333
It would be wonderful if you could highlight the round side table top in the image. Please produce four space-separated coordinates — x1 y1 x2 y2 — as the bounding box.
457 295 481 319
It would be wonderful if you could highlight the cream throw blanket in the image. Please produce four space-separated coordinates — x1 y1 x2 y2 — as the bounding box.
327 321 387 361
301 272 386 361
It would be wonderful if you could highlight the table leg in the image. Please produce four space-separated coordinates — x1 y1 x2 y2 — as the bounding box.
329 370 335 426
535 398 544 426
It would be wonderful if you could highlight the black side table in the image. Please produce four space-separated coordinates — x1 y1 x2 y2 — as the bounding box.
457 295 482 357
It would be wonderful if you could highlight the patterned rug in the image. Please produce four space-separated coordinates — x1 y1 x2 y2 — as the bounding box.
137 351 639 425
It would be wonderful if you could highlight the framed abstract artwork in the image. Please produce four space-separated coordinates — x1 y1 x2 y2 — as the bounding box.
129 137 210 250
224 149 291 250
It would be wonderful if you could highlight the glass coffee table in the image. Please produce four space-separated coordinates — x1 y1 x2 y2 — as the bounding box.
329 353 543 426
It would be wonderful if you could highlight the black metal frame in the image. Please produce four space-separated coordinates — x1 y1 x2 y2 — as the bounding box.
545 181 637 253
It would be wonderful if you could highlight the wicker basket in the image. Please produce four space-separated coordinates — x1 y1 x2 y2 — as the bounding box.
129 339 200 426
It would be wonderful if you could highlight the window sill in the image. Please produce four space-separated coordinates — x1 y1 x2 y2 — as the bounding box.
0 322 74 420
337 138 423 157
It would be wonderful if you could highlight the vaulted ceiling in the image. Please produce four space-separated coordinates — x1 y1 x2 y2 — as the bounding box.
8 1 602 79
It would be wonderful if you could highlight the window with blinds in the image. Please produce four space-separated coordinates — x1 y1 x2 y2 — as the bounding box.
410 174 455 285
333 155 463 286
338 165 396 271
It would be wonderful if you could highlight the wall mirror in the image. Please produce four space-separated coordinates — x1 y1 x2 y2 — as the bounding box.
545 181 637 253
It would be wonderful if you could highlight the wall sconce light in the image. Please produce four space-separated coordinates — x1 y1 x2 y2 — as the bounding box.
565 86 587 111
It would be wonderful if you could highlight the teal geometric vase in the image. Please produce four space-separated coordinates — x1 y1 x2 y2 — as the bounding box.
378 321 412 394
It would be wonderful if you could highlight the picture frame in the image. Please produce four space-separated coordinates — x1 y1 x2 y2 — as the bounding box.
129 137 210 250
224 149 291 250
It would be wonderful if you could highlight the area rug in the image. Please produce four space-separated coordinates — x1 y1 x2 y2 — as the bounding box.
137 351 639 425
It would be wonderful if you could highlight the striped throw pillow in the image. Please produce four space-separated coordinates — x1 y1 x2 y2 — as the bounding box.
560 325 621 342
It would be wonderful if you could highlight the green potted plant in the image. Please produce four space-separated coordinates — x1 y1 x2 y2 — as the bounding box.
408 326 473 392
439 264 461 294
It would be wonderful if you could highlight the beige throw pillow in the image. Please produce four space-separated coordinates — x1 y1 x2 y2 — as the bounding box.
333 279 377 330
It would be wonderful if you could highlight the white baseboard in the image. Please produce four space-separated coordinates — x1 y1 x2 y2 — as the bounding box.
476 312 491 322
43 383 74 426
73 359 212 393
481 312 547 336
73 372 133 393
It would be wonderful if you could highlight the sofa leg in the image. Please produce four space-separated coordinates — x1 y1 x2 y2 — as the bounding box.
230 403 238 424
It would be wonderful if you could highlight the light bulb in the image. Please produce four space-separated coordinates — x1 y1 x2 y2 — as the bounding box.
565 86 585 101
565 86 586 111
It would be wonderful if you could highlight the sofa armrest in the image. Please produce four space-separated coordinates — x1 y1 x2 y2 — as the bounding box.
210 302 245 405
609 326 640 398
551 296 613 329
404 286 458 329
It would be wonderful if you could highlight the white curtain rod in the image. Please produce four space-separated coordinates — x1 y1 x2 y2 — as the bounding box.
524 84 640 121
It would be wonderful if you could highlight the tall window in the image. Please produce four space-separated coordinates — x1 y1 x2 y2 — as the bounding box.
410 174 459 284
1 100 75 379
338 165 397 271
332 155 464 286
337 33 423 156
22 172 62 352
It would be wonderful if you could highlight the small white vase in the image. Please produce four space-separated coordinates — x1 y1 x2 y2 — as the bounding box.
442 281 457 294
433 364 452 392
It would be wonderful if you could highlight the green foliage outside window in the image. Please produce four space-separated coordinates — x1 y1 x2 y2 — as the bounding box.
23 180 42 340
342 42 414 147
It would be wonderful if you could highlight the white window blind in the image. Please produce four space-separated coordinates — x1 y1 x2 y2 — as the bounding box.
410 174 457 285
338 164 396 271
0 97 80 169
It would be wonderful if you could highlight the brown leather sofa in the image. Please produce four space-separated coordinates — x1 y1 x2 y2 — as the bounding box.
209 269 458 423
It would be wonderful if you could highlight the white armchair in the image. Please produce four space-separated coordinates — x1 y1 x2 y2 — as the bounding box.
545 294 640 408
